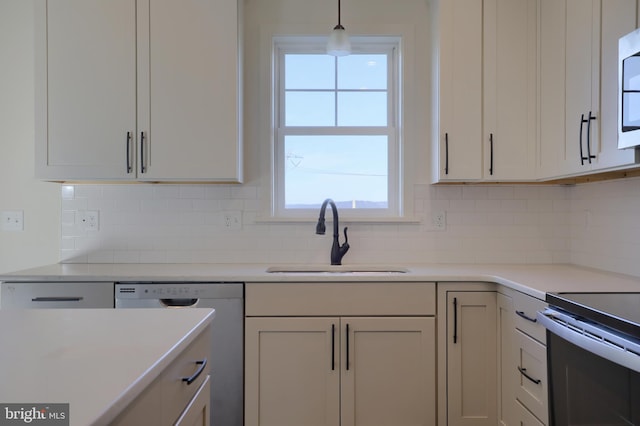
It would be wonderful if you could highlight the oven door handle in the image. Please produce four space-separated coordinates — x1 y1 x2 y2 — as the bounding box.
537 309 640 374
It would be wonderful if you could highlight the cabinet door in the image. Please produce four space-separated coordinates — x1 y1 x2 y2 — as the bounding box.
137 0 242 182
244 317 340 426
34 0 137 180
447 292 498 426
436 0 483 182
341 317 436 426
564 0 600 175
595 0 638 170
539 0 567 178
484 0 537 180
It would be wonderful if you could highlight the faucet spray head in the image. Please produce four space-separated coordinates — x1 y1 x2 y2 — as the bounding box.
316 217 326 235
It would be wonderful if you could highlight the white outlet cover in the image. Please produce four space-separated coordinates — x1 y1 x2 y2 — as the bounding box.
79 210 100 231
1 210 24 231
222 211 242 230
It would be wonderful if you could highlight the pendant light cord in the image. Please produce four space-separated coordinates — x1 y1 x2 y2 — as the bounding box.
334 0 345 30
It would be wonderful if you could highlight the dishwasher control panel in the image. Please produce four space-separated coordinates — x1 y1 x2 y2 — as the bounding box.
115 282 243 300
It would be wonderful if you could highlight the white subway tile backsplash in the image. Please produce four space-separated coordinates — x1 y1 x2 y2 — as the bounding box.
56 179 640 277
61 185 75 200
180 185 207 199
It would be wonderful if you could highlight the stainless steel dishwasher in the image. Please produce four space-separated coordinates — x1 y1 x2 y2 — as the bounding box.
115 282 243 426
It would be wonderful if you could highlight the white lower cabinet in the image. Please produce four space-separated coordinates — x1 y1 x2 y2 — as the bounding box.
112 326 211 425
244 282 436 426
500 287 549 426
438 284 498 426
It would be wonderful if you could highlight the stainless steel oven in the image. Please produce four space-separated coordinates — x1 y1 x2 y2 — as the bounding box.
539 293 640 425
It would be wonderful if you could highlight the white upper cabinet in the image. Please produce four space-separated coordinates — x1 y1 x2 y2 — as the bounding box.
539 0 638 179
35 0 243 182
434 0 537 182
435 0 483 182
34 1 137 180
484 0 538 181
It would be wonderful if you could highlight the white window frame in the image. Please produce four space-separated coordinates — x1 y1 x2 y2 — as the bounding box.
272 36 402 219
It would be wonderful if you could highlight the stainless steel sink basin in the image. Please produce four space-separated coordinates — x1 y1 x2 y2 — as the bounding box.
266 265 409 274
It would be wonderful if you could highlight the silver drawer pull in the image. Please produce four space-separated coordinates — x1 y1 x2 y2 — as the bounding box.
31 297 84 302
182 358 207 385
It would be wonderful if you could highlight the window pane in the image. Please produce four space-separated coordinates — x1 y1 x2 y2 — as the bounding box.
286 92 335 126
285 54 335 89
338 92 387 126
338 54 387 90
284 135 388 208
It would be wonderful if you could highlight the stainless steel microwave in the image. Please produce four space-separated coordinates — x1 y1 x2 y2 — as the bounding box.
619 28 640 149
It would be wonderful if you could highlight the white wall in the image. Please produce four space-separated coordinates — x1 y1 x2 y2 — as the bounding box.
570 176 640 277
0 1 60 274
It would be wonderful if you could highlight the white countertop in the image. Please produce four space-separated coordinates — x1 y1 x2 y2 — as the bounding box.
2 263 640 299
0 308 215 426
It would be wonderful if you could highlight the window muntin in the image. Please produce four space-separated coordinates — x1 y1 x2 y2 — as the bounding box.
274 39 400 216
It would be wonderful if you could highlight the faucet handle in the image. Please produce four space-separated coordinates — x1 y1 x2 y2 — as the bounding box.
342 227 349 246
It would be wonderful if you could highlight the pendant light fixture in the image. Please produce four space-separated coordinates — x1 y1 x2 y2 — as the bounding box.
326 0 351 56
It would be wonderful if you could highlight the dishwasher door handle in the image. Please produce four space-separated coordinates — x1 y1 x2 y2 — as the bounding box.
31 297 84 302
160 298 198 307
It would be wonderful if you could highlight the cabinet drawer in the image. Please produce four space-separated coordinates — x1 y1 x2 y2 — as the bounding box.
505 288 547 343
515 400 545 426
0 282 114 309
160 327 211 424
174 375 210 426
514 330 548 425
245 282 436 316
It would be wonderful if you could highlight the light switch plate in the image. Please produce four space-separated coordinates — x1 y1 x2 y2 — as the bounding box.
2 210 24 231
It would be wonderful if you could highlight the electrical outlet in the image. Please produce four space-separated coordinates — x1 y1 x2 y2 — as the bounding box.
432 210 446 231
223 211 242 230
1 210 24 231
79 210 99 231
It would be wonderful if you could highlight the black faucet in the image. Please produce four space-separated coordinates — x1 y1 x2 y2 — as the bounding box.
315 198 350 265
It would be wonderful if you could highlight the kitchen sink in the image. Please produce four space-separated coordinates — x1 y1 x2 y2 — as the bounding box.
266 265 409 274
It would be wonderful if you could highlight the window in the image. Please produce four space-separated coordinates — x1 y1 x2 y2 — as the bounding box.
273 37 401 218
